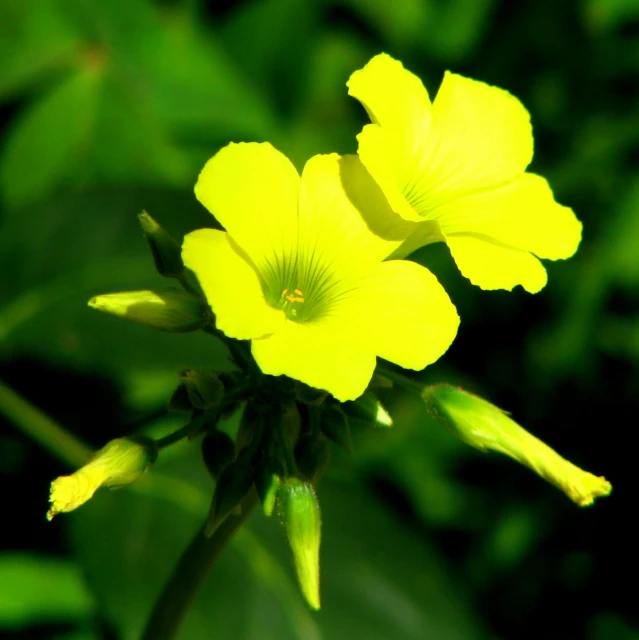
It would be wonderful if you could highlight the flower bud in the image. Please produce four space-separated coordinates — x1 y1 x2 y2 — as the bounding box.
179 369 224 410
205 461 255 536
320 407 353 453
88 288 209 332
201 429 236 479
47 435 158 520
138 211 184 278
423 385 612 506
255 458 285 517
294 382 328 406
278 478 321 610
167 384 193 413
343 391 392 428
295 434 331 484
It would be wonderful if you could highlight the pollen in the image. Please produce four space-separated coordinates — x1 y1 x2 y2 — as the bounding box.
281 288 305 304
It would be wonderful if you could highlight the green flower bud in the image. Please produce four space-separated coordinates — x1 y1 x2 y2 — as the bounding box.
294 382 328 406
423 384 612 506
88 288 209 333
236 401 261 454
47 435 158 520
179 369 224 410
255 458 285 517
167 384 193 413
295 434 331 484
201 429 236 479
278 478 321 610
138 211 184 278
343 390 392 428
205 461 255 536
320 407 353 453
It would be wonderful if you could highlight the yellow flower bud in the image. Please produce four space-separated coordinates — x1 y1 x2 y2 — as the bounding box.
88 288 209 332
423 385 611 506
47 436 158 520
278 478 321 610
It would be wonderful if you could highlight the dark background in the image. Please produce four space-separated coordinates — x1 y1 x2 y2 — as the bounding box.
0 0 636 638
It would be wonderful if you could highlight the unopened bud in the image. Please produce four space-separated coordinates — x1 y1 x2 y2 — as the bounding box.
205 461 254 536
168 384 193 413
423 385 612 506
201 429 236 479
278 478 321 610
295 434 331 484
294 382 328 406
179 369 224 410
47 435 157 520
343 391 392 428
320 407 353 453
138 211 184 278
255 458 284 517
88 288 209 332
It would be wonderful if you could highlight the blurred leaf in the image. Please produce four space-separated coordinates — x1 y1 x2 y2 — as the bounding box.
90 69 191 187
0 553 94 628
220 0 321 118
0 189 228 377
588 611 639 640
0 0 82 99
420 0 496 61
69 442 486 640
0 65 101 209
145 11 276 143
338 0 431 47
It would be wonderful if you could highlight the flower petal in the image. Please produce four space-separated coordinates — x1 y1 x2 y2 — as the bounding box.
251 319 376 402
297 153 402 273
344 260 460 369
437 173 582 261
194 142 300 267
182 228 284 339
446 235 548 293
347 53 431 133
349 55 534 222
418 72 533 200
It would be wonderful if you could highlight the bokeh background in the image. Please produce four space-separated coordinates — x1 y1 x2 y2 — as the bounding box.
1 0 637 638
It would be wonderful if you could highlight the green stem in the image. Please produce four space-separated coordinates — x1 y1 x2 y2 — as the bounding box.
375 366 424 394
0 378 93 468
155 413 207 450
275 406 298 475
140 488 259 640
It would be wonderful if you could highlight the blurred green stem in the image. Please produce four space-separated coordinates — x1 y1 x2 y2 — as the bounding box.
141 488 259 640
0 379 93 468
376 366 424 393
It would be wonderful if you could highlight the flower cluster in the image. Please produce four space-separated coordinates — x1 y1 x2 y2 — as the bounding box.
184 53 581 401
54 54 606 616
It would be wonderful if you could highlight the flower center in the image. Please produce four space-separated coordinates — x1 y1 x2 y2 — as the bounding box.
279 288 305 318
260 252 339 322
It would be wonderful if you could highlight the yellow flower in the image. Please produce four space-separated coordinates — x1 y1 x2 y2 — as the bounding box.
347 53 582 293
182 142 460 401
47 436 157 520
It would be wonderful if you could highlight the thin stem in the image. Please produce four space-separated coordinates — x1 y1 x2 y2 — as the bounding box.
140 488 259 640
375 366 424 394
274 405 298 476
0 378 93 468
155 413 208 450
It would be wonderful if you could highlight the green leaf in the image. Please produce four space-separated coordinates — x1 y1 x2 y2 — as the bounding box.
0 0 82 99
0 554 94 629
0 66 101 209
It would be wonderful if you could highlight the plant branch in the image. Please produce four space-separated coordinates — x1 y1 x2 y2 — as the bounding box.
140 487 259 640
0 378 93 468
